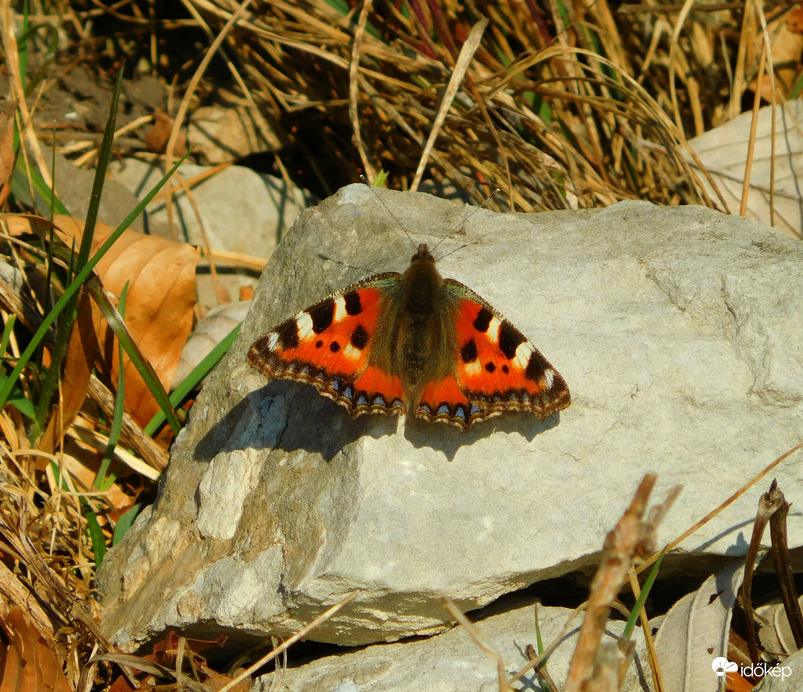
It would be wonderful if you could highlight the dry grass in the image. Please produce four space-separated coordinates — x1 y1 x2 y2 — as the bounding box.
0 0 800 689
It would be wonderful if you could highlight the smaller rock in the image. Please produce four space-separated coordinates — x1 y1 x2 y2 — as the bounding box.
189 105 287 163
254 599 653 692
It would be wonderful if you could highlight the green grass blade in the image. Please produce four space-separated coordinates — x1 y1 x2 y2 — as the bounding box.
143 322 241 437
0 155 187 412
0 316 35 419
95 282 128 490
87 276 181 434
33 65 125 433
622 548 666 642
113 503 142 546
84 504 107 568
0 314 16 361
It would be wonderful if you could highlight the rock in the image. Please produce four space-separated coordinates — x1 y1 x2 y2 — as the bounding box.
107 159 311 309
107 159 307 254
19 155 145 233
96 185 803 653
188 104 287 163
254 598 653 691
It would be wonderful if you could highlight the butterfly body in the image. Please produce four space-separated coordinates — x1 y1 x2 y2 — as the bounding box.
248 244 570 431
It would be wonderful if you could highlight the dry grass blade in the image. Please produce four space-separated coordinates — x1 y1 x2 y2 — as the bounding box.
411 17 488 192
564 475 680 692
175 0 727 209
349 0 377 181
0 2 52 191
164 0 256 239
767 488 803 649
638 441 803 575
739 479 786 662
628 565 665 692
441 596 507 691
217 590 360 692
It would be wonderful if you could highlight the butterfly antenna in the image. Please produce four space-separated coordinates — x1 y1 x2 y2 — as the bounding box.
360 176 418 251
428 188 500 256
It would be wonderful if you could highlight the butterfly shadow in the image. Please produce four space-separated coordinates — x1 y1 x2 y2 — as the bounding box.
195 382 400 464
402 411 563 461
195 383 564 464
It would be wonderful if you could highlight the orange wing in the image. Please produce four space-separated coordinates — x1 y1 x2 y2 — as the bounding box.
248 276 405 418
413 280 570 431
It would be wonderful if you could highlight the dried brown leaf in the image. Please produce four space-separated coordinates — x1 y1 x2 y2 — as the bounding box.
0 607 72 692
51 215 200 425
0 101 16 207
145 111 187 156
39 292 98 454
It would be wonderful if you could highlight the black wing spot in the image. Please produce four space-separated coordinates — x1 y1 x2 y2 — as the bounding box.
460 339 478 363
315 340 323 348
277 320 300 349
485 362 496 373
344 291 362 316
499 322 525 359
350 324 369 350
501 364 509 374
525 352 544 382
309 298 335 334
330 341 341 353
473 307 492 332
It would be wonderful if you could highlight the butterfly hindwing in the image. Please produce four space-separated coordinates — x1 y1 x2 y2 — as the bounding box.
247 273 406 417
412 279 570 430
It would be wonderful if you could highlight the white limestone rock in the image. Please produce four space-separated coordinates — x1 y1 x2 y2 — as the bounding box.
97 185 803 652
254 599 654 692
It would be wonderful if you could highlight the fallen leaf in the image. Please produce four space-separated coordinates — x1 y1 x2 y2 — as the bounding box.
0 607 72 692
653 560 744 692
747 4 803 102
144 110 186 156
688 99 803 239
59 216 200 426
0 101 16 207
39 291 98 454
7 214 200 426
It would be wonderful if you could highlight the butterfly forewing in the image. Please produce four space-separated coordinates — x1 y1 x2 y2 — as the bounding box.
247 273 407 417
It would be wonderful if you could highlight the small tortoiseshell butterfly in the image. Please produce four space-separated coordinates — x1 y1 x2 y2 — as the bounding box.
247 240 570 431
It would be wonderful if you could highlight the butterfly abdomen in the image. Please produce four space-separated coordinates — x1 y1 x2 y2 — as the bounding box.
394 245 457 409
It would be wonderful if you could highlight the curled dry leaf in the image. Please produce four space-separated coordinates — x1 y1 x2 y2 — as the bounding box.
54 216 200 426
144 110 187 156
6 214 200 427
688 99 803 240
0 607 72 692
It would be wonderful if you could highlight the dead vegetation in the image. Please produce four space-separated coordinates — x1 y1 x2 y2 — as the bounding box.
0 0 802 689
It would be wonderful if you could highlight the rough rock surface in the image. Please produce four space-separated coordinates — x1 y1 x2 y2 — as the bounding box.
254 598 653 692
107 159 308 256
97 185 803 652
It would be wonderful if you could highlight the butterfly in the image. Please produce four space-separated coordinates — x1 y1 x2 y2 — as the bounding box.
247 240 570 432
